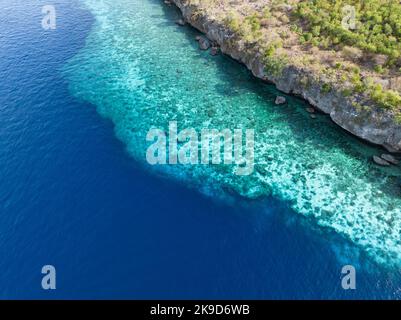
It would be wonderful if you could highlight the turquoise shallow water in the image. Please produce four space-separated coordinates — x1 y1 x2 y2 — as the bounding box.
64 0 401 267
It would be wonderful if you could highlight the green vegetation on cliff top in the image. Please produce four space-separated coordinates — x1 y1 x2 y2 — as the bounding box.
190 0 401 113
295 0 401 64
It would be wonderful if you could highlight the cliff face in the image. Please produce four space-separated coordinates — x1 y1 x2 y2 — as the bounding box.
171 0 401 152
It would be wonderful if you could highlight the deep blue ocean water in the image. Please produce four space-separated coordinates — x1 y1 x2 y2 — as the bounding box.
0 0 400 299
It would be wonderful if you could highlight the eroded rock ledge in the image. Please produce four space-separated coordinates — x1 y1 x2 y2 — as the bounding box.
170 0 401 152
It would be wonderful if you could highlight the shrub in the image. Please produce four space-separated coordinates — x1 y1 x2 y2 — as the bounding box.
263 42 287 77
321 83 332 93
369 84 401 109
342 46 363 61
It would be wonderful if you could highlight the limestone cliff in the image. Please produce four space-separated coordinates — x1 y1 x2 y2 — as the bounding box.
170 0 401 152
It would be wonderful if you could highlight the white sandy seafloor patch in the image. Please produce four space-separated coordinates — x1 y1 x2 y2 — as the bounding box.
63 0 401 268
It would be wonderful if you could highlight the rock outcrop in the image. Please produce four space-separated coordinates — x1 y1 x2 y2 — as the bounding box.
373 156 391 166
275 96 286 105
381 154 399 165
175 18 185 26
198 37 210 50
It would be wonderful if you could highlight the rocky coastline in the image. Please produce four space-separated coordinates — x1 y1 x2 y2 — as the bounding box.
169 0 401 153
